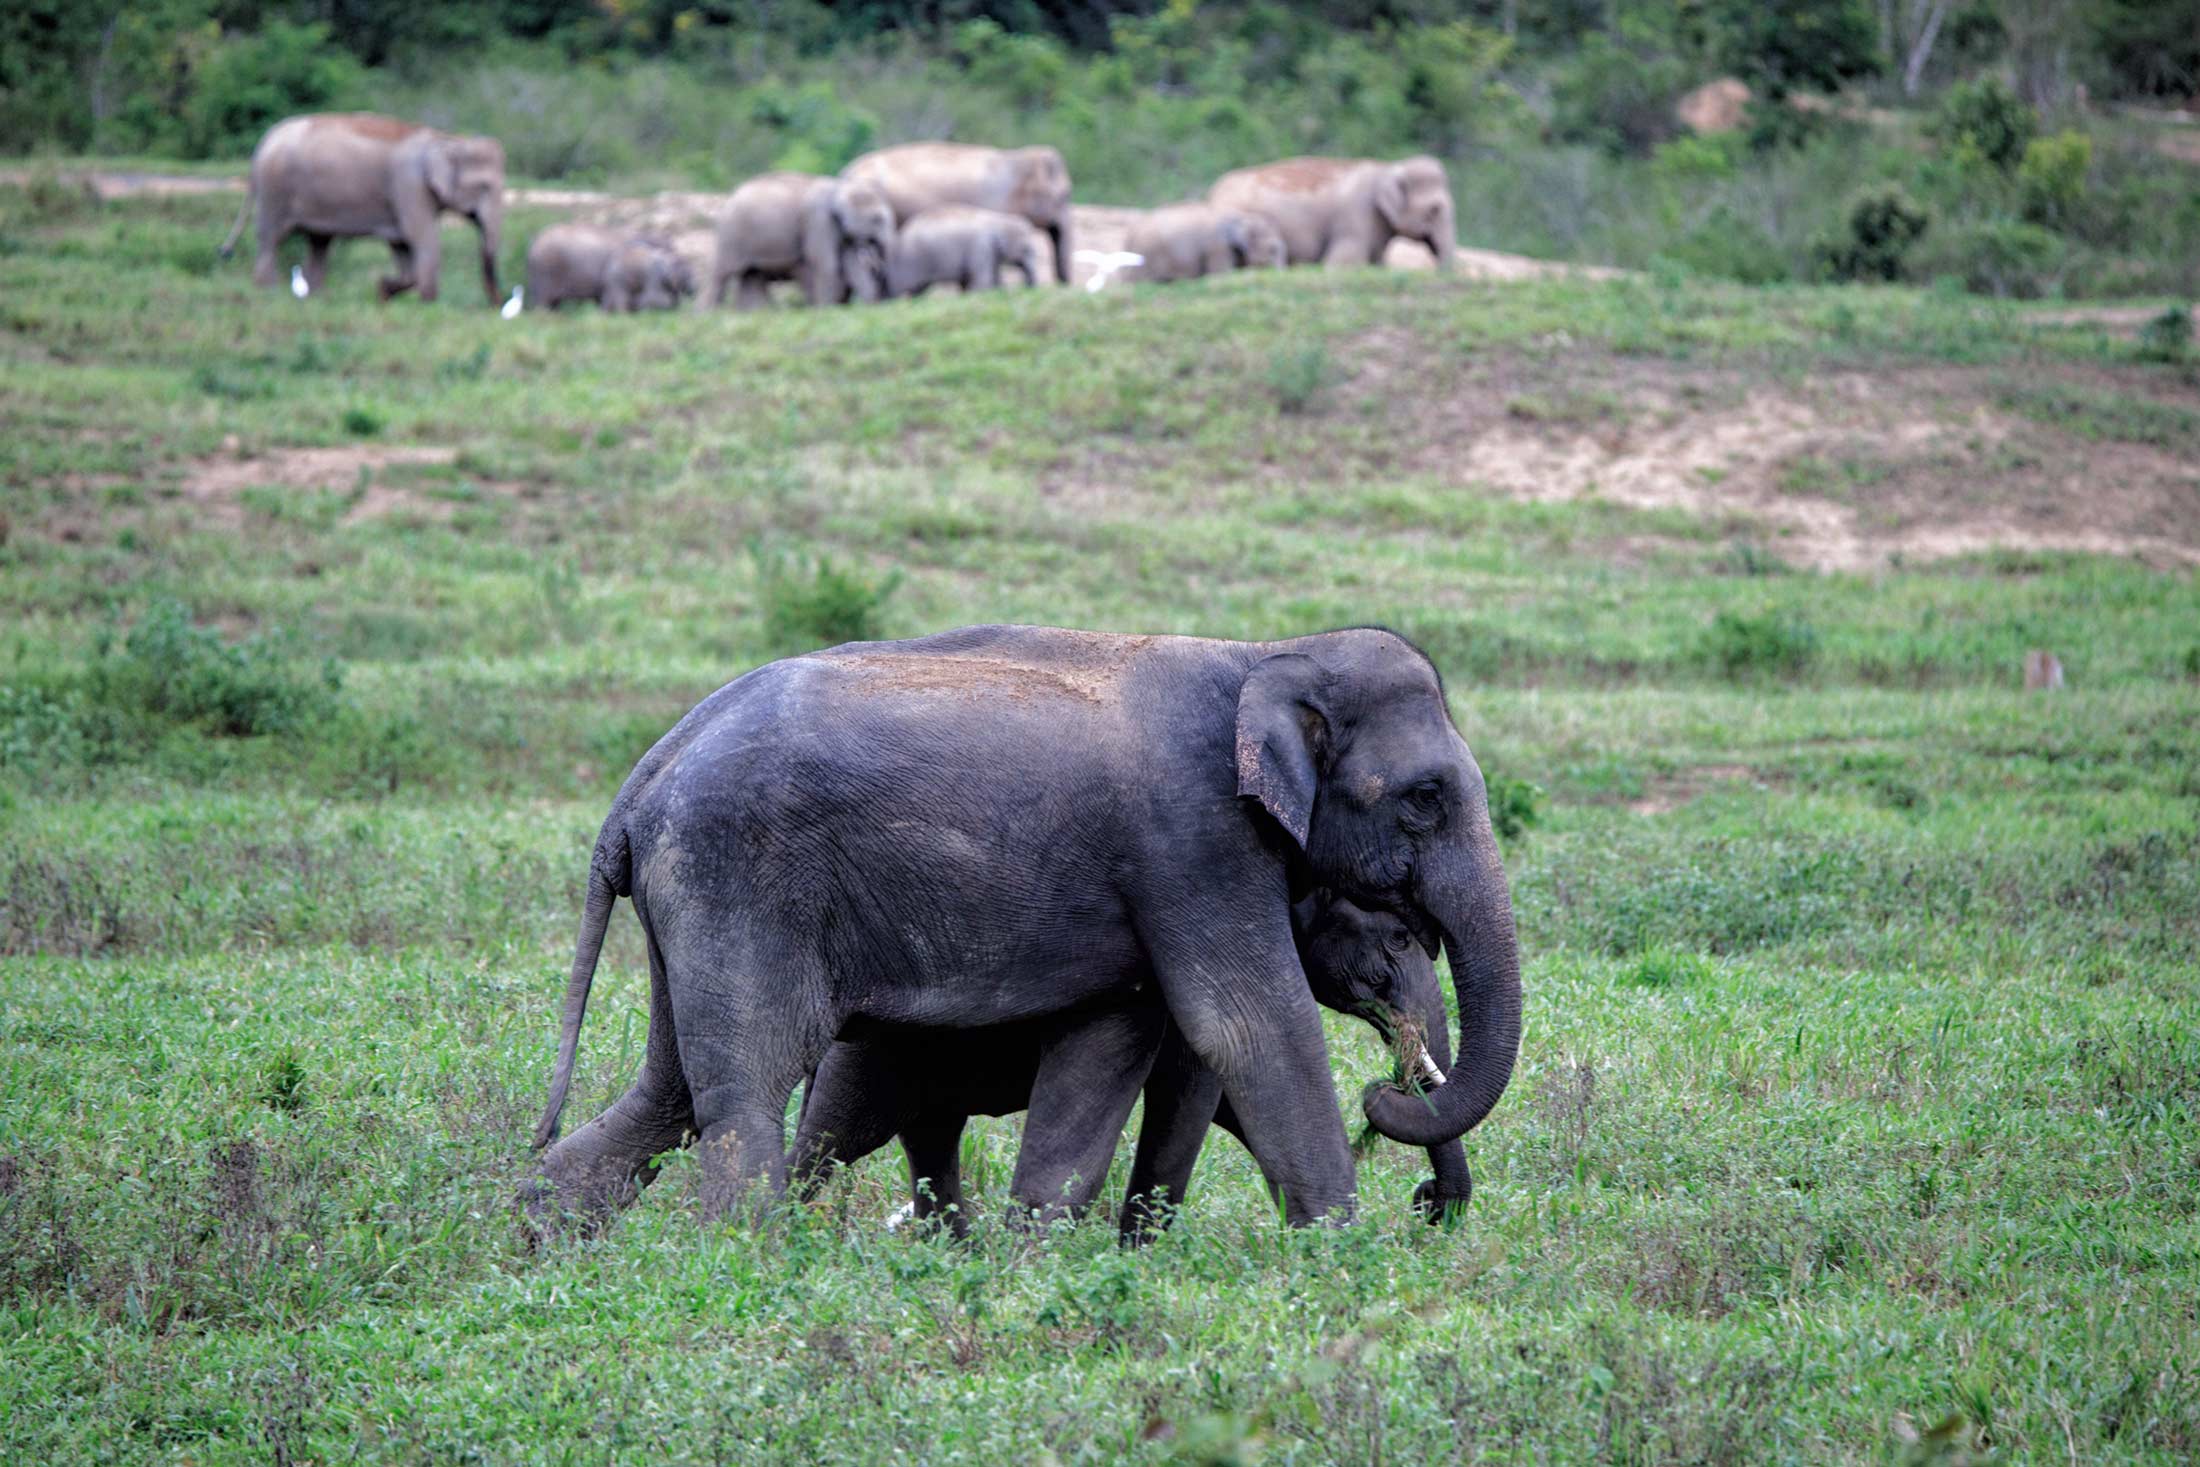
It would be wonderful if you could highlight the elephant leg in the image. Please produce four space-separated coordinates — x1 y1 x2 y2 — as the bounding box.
1008 1004 1164 1228
788 1040 906 1202
1320 235 1374 269
967 250 999 291
901 1113 971 1238
302 233 333 294
735 273 769 310
533 930 696 1220
1048 217 1073 285
1146 916 1355 1225
378 241 417 302
252 208 285 289
1120 1022 1226 1244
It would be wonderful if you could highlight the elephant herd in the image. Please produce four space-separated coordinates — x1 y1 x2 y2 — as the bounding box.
221 114 1462 312
527 625 1521 1239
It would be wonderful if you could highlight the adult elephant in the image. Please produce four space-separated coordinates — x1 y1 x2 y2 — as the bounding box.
843 143 1073 285
526 225 694 312
705 172 894 309
788 892 1474 1240
1208 156 1456 270
885 206 1045 297
218 113 506 304
529 625 1522 1227
1125 202 1287 283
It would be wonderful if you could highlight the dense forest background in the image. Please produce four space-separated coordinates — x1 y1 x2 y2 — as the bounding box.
5 1 2197 295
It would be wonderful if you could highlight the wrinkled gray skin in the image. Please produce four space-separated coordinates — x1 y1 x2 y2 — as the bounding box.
1125 202 1287 283
218 113 505 304
525 224 694 312
789 893 1473 1242
844 142 1074 284
1208 155 1456 270
529 624 1522 1228
886 205 1044 297
705 172 893 309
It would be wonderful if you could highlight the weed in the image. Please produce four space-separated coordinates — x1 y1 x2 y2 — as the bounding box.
1627 948 1710 989
1699 608 1818 681
340 405 385 436
258 1046 310 1113
2136 305 2194 365
1267 343 1336 415
1486 771 1544 841
750 541 903 650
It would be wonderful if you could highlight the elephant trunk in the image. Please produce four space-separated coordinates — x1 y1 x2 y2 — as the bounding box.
1048 214 1073 286
476 199 504 306
1410 959 1474 1215
1429 205 1458 272
1363 835 1521 1148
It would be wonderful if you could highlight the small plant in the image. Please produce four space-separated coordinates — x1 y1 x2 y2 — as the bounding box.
258 1046 310 1113
1267 343 1336 416
95 600 342 739
1928 76 2036 171
1627 948 1711 989
1700 608 1818 681
1486 772 1544 841
751 542 902 650
1817 186 1929 284
2136 305 2194 365
2018 130 2091 228
341 405 385 437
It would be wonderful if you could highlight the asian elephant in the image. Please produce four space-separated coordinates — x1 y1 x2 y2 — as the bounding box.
1125 202 1288 284
529 624 1523 1228
705 172 894 309
788 891 1474 1242
885 206 1045 297
525 224 695 312
1208 155 1457 270
843 142 1074 284
218 113 505 304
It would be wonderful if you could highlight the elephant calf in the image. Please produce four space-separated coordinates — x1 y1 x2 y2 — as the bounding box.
844 142 1073 285
525 224 695 312
886 206 1045 298
789 892 1472 1241
1208 155 1457 270
1125 202 1287 284
707 172 894 309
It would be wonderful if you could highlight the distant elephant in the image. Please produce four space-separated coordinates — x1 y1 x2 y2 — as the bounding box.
1125 202 1288 283
1208 155 1456 270
844 142 1073 284
526 224 695 312
789 891 1473 1241
886 206 1045 297
527 625 1523 1229
218 113 506 304
705 172 894 309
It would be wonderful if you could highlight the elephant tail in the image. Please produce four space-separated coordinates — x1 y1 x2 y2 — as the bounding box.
217 185 253 261
532 828 630 1149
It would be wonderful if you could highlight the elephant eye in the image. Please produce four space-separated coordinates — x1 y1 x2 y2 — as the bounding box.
1400 781 1446 829
1383 929 1413 954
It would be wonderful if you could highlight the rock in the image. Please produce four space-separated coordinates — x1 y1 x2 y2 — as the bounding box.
1675 78 1751 136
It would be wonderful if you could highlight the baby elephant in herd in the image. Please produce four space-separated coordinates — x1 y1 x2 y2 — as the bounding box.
707 172 895 308
526 624 1522 1231
887 205 1047 297
1209 155 1457 269
1124 202 1287 284
524 224 695 312
789 891 1472 1241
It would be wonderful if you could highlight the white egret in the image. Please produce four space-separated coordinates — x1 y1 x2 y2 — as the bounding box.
500 287 524 319
1073 249 1143 292
290 265 309 299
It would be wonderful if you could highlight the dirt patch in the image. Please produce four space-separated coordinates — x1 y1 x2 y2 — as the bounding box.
1382 358 2200 571
181 443 480 526
1629 763 1758 816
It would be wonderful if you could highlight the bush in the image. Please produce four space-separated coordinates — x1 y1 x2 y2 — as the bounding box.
1487 773 1545 842
1549 28 1690 157
180 22 364 160
97 601 342 739
2136 305 2194 364
747 79 877 176
2018 130 2092 229
1921 217 2065 299
1815 186 1929 283
1699 609 1818 681
1665 203 1789 284
1928 77 2036 172
751 542 902 651
1267 343 1337 415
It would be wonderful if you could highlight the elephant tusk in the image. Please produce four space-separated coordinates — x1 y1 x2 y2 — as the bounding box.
1415 1048 1448 1088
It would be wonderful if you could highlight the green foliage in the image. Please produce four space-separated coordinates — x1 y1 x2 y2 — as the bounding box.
1929 77 2037 172
1816 185 1929 283
1624 947 1711 989
95 600 342 740
1705 0 1879 97
1486 772 1544 842
748 79 878 175
1699 608 1819 681
750 541 903 651
1266 341 1336 415
2136 304 2194 365
1549 25 1690 157
341 405 386 436
178 21 364 160
1921 217 2064 299
2017 130 2091 229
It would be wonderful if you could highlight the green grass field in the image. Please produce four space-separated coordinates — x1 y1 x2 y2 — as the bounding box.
2 182 2197 1463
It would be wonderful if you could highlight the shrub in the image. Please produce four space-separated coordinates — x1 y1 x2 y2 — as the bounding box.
2136 305 2194 364
1666 203 1789 284
1487 773 1545 842
748 80 877 175
1928 77 2036 171
1549 28 1690 157
1815 186 1929 283
97 601 342 739
1699 608 1818 681
180 22 364 160
2018 130 2092 228
341 406 385 437
751 542 901 651
1266 343 1337 416
1921 217 2065 298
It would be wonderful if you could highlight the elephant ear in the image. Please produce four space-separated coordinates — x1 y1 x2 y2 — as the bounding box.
1235 652 1331 850
422 140 460 210
1372 165 1408 232
1221 213 1249 259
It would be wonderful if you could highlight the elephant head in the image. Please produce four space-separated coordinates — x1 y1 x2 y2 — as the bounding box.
1374 156 1456 270
807 178 895 305
1008 145 1074 283
422 132 507 303
1222 211 1287 270
623 238 694 310
1236 630 1521 1149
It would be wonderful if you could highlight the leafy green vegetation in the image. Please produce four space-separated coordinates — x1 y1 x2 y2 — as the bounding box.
2 169 2198 1463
